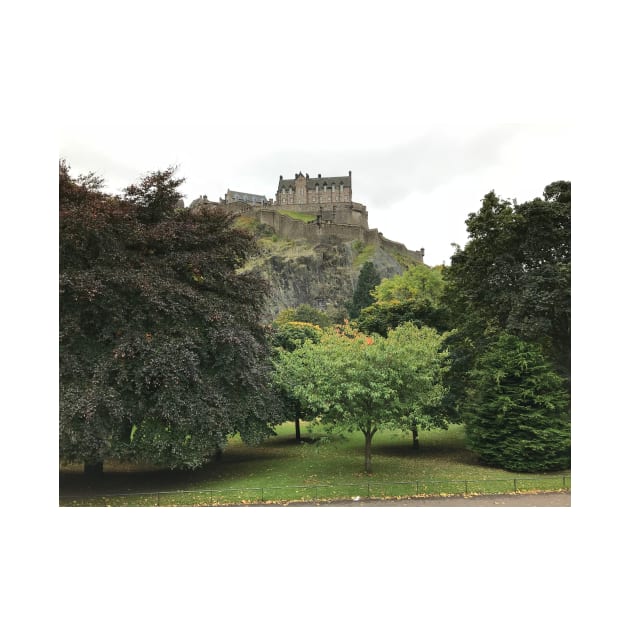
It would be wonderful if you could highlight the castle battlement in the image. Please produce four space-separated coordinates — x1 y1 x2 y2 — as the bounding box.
192 170 424 263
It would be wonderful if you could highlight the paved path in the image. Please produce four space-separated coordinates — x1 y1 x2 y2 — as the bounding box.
248 491 570 507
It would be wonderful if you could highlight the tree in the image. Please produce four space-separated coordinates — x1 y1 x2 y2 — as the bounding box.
122 165 185 224
444 184 571 377
60 162 281 473
347 262 380 319
274 322 448 472
356 264 451 338
462 334 570 472
270 320 323 441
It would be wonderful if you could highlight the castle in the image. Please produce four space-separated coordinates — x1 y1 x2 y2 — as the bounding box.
192 171 424 263
277 171 353 205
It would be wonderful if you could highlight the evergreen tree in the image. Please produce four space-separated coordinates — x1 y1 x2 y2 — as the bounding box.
462 334 570 472
348 262 380 319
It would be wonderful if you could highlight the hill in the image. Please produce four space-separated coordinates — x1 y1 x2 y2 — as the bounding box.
235 214 423 321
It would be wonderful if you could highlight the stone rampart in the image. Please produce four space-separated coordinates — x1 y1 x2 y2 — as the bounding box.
231 203 423 262
379 235 425 262
273 201 368 229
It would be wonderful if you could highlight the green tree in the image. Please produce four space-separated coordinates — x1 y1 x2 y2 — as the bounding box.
444 184 570 377
270 320 323 441
347 262 380 319
60 162 281 473
372 264 445 305
356 264 450 337
462 334 570 472
274 322 448 472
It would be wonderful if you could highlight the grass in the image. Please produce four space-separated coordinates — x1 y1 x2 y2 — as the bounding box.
59 423 570 506
353 244 376 268
277 210 317 223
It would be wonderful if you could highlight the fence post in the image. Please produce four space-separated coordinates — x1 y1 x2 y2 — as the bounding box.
514 479 518 492
416 481 419 495
464 480 468 494
157 492 160 507
261 487 264 502
367 482 371 498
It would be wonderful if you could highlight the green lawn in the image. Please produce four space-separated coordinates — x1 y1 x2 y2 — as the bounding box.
59 422 571 506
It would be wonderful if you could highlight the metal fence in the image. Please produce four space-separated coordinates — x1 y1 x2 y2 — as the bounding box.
59 475 570 507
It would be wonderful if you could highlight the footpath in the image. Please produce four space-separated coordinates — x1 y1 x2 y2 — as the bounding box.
246 491 571 507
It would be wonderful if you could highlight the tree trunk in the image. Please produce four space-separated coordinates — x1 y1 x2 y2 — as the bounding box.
84 461 103 476
363 429 375 473
295 417 301 442
412 425 420 449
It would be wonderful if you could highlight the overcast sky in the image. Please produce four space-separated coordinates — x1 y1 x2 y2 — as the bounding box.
52 0 589 268
59 122 574 266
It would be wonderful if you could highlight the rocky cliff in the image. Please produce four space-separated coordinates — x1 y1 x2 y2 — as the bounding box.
236 215 421 322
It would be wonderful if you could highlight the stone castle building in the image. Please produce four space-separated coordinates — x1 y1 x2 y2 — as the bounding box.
195 170 424 263
277 171 352 205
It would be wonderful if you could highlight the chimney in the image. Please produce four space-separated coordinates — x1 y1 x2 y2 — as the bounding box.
279 175 283 181
349 170 352 177
318 174 321 178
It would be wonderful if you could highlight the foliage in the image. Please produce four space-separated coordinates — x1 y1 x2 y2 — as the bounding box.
356 264 450 337
462 334 570 472
270 320 323 440
122 165 185 224
274 304 331 328
444 184 571 377
274 321 449 472
373 264 445 305
60 161 281 470
271 321 323 352
347 262 381 319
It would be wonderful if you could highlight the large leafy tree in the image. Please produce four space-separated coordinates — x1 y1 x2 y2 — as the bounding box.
445 184 571 377
274 322 448 472
462 333 570 472
60 162 280 473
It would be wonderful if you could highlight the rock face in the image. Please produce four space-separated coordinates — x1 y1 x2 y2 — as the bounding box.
241 220 419 322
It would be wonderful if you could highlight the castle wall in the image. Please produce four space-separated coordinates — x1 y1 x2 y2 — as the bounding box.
379 235 425 263
244 207 377 246
273 202 368 229
231 196 423 263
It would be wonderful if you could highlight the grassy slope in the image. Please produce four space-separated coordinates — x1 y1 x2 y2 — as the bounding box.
277 209 317 222
59 423 570 506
